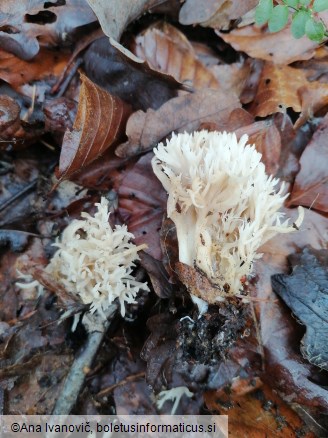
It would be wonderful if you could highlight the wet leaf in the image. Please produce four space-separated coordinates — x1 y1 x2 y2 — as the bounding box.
56 73 131 182
116 89 241 158
251 208 328 420
0 47 70 92
179 0 258 29
205 383 316 437
249 62 307 117
295 81 328 129
132 22 220 89
289 114 328 213
117 153 167 260
272 247 328 371
235 119 282 175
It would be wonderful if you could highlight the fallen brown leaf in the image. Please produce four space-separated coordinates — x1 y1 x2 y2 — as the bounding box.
295 82 328 129
117 153 167 260
56 73 131 182
0 47 69 92
179 0 257 29
289 114 328 213
252 208 328 421
0 0 96 60
115 89 241 158
133 22 220 89
249 62 307 117
235 119 282 175
217 25 322 65
205 383 316 437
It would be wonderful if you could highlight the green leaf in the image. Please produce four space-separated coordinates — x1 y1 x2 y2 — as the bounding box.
313 0 328 12
268 5 289 32
305 18 325 41
299 0 311 5
255 0 273 25
291 9 311 38
284 0 299 7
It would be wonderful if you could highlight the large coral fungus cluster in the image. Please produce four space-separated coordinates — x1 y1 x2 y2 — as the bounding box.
152 130 303 298
43 197 148 318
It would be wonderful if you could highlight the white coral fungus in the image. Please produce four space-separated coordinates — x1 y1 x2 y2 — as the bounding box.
152 130 303 297
44 197 149 317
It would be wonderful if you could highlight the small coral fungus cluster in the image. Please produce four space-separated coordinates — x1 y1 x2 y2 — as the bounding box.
152 131 303 299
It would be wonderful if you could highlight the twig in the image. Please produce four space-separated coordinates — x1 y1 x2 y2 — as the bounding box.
96 372 145 399
52 306 117 414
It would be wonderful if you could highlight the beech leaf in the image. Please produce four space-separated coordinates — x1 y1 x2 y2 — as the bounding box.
133 22 220 90
116 89 241 158
56 73 131 182
272 247 328 371
289 113 328 213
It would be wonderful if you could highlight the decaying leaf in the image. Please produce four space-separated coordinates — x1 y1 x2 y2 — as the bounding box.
249 62 307 117
86 0 165 60
272 247 328 371
0 47 70 92
289 113 328 213
117 153 167 260
218 25 321 65
295 82 328 129
83 37 178 111
251 208 328 419
115 89 241 158
0 95 21 138
0 0 96 60
179 0 257 29
132 22 220 89
205 383 316 437
56 73 131 182
235 119 282 175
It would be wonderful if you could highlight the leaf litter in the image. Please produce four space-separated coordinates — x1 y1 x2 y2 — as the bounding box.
0 0 327 435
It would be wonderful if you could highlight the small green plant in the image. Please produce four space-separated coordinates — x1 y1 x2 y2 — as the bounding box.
255 0 328 42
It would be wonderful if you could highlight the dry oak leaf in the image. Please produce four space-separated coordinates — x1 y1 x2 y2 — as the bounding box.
132 22 220 90
115 89 241 158
56 73 131 182
249 62 308 118
289 113 328 213
217 25 322 65
179 0 258 29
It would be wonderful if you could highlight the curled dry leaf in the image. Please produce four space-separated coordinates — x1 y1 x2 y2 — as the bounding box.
249 62 307 118
289 114 328 213
217 25 322 65
132 22 220 89
56 73 131 182
179 0 257 29
116 89 241 158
